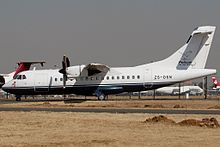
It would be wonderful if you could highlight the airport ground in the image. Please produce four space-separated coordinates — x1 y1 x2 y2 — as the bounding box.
1 96 220 146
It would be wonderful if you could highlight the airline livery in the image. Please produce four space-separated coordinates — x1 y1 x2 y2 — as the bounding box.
211 76 220 90
2 26 217 101
0 62 45 88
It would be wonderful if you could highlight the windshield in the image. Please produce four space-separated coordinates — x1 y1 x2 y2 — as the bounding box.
14 74 27 80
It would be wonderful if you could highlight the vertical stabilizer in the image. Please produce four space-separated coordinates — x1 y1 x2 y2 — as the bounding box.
139 26 216 70
176 26 216 69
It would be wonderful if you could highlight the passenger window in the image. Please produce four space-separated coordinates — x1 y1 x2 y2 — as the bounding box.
101 77 104 80
137 75 140 79
106 76 109 80
127 76 130 79
117 76 120 80
96 77 99 80
85 77 88 81
122 76 125 79
55 78 57 82
60 78 63 81
132 75 135 79
112 76 114 80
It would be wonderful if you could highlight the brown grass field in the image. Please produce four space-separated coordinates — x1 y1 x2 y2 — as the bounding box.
1 97 220 146
0 112 220 147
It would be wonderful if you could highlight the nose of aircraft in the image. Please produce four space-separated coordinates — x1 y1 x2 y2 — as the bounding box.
2 83 7 91
1 81 12 92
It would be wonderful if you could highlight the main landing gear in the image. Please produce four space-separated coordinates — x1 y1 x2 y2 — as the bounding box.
98 94 106 101
95 89 107 101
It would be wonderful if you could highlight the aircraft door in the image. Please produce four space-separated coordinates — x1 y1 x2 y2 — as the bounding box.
143 68 153 89
34 73 50 92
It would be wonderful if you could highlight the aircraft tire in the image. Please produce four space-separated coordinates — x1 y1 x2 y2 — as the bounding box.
15 96 21 101
98 94 106 101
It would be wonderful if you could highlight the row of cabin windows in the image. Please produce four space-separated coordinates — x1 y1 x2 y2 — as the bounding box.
54 78 75 82
54 75 141 82
76 75 140 81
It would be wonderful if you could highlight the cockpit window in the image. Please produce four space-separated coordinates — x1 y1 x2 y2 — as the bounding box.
15 75 27 80
22 75 26 79
14 75 18 79
17 75 22 80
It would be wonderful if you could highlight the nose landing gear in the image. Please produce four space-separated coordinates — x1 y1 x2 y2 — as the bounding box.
15 95 21 101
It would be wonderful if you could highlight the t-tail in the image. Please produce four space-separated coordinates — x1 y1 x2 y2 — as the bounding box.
141 26 216 70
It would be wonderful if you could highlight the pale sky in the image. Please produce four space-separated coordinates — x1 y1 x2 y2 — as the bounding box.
0 0 220 73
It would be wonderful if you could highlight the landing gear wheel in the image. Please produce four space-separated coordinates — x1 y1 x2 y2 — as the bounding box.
98 94 106 101
15 96 21 101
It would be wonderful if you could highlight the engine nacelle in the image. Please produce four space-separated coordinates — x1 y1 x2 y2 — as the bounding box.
66 65 86 77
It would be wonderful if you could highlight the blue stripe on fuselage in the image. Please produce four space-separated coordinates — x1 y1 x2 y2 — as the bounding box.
2 82 174 96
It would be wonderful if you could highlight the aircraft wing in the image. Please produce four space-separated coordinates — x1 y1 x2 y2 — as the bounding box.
84 63 110 76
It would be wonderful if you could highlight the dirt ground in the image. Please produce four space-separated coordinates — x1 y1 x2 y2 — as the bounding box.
0 112 220 147
1 97 220 146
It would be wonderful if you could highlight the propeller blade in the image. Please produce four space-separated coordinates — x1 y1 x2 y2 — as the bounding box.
63 74 67 88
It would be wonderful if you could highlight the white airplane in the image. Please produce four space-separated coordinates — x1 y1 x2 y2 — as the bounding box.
2 26 217 101
0 62 45 88
156 85 203 95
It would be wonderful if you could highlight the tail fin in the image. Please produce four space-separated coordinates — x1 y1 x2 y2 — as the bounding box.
176 26 216 70
211 76 218 84
144 26 216 70
211 76 220 90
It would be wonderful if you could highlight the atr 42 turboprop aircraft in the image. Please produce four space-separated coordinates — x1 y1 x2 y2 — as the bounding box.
0 62 45 88
2 26 217 101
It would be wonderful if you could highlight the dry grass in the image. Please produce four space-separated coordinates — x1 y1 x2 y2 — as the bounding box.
0 112 220 147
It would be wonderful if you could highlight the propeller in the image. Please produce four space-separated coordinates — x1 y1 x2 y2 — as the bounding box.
59 55 70 90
